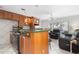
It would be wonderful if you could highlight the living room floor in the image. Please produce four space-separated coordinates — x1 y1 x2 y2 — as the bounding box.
49 39 72 54
0 39 73 54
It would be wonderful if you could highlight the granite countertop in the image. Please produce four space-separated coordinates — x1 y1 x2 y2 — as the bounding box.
19 28 49 36
20 28 49 33
11 28 49 36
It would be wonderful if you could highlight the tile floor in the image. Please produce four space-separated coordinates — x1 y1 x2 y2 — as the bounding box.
0 39 72 54
0 44 16 54
49 39 72 54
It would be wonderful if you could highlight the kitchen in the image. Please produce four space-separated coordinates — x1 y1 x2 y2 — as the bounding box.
0 5 79 54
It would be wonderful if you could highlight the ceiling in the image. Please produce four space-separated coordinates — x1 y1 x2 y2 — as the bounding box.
1 5 79 19
53 5 79 18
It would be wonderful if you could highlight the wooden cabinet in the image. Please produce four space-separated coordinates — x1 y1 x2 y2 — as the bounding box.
12 13 20 21
0 10 39 26
19 15 26 26
4 12 13 19
24 17 39 26
20 34 30 54
0 10 4 18
24 17 33 25
20 31 48 54
0 10 19 20
30 31 48 54
4 12 8 19
0 10 25 26
8 12 12 20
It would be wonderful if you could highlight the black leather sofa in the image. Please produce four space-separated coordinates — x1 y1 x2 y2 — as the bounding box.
49 29 60 39
59 33 79 53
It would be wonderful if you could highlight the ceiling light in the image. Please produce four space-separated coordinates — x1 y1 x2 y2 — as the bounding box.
35 5 39 7
21 8 26 11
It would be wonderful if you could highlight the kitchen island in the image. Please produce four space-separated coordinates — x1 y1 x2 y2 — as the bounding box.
19 28 49 54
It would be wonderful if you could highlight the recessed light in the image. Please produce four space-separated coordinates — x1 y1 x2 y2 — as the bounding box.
21 8 26 11
35 5 39 7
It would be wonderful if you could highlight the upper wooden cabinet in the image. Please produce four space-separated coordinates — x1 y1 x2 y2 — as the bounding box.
0 10 39 26
0 10 23 25
12 13 20 21
19 15 26 26
8 12 13 20
0 10 20 21
0 10 4 18
24 17 39 26
3 11 8 19
0 10 12 20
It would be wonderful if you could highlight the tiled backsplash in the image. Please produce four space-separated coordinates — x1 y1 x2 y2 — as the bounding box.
0 19 18 45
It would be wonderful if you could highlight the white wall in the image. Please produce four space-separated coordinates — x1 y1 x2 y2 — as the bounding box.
39 20 51 29
55 15 79 33
0 19 17 46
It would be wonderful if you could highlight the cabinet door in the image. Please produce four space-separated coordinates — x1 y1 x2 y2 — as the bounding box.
19 16 26 26
19 35 23 53
42 32 48 54
30 32 43 54
20 35 30 54
0 10 4 18
12 13 19 21
30 32 48 54
3 12 9 19
8 12 13 20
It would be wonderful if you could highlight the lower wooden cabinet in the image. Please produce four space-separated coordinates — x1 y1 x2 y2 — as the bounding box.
20 31 48 54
